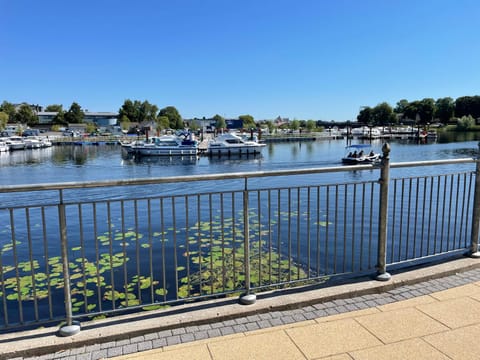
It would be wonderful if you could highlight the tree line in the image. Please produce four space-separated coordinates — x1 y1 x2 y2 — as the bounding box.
357 96 480 127
0 99 259 132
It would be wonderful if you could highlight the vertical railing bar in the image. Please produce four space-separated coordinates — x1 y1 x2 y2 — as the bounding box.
58 189 80 336
147 198 154 303
0 212 8 326
454 174 462 248
277 189 281 281
78 204 88 314
469 148 480 257
306 186 311 278
10 209 22 324
447 174 455 251
458 173 467 248
287 188 292 281
334 184 338 273
41 206 53 320
389 180 397 263
172 197 179 299
220 193 226 292
413 178 420 258
343 184 348 273
93 203 102 313
134 199 141 304
296 187 301 280
160 198 167 303
368 182 374 269
351 184 357 272
209 193 214 295
325 186 330 273
257 190 263 283
25 208 39 321
120 201 128 308
239 178 256 304
440 176 448 252
359 183 365 271
107 201 116 310
268 190 273 284
398 179 405 261
232 192 237 287
315 186 321 276
406 178 412 259
420 177 427 257
427 177 434 255
465 172 474 248
433 176 441 253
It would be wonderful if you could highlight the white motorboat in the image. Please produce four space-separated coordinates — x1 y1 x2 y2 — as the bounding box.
6 136 26 151
342 144 380 165
0 140 9 152
129 133 198 156
207 133 266 156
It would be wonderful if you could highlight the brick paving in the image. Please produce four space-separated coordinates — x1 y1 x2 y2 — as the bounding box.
13 266 480 360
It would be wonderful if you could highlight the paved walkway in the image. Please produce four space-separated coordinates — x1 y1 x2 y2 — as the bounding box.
4 257 480 360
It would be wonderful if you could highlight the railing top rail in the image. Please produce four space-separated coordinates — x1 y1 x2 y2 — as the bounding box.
0 157 476 194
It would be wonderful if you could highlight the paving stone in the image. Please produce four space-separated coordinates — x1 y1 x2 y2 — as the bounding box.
220 326 236 335
137 340 153 352
166 335 182 346
152 337 167 348
107 346 123 358
122 343 138 355
90 349 108 360
129 335 145 343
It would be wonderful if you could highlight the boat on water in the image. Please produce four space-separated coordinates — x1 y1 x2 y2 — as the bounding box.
0 140 9 152
128 132 198 156
342 144 381 165
5 136 26 151
207 132 266 156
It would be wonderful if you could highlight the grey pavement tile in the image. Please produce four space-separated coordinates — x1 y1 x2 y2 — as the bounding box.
246 314 262 322
171 327 186 335
74 353 92 360
232 324 248 332
292 313 308 322
107 346 123 358
219 326 236 335
184 325 200 333
258 312 273 320
210 321 225 328
257 319 273 328
207 328 222 338
180 332 196 343
281 315 296 324
137 340 154 352
156 329 173 338
194 331 210 340
166 335 181 346
84 344 101 353
115 339 131 347
245 322 261 331
99 341 116 350
151 337 167 348
268 317 285 327
303 311 318 320
129 335 145 343
69 347 86 356
222 319 237 326
90 349 108 360
143 332 159 341
122 343 138 355
313 309 329 317
197 323 213 331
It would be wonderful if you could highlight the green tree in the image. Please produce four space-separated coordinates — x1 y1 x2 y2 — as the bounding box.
0 111 8 129
371 102 396 126
456 115 475 131
435 97 455 124
290 119 300 130
239 114 255 129
119 99 139 123
417 98 436 126
306 120 316 132
14 103 38 126
0 101 16 122
119 115 131 131
45 104 63 112
394 99 409 116
213 114 226 130
139 100 158 122
455 96 480 119
52 110 67 125
156 115 170 130
64 102 84 123
357 106 372 124
159 106 183 129
403 101 420 121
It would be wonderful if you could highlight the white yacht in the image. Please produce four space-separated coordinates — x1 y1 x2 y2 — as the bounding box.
207 133 266 156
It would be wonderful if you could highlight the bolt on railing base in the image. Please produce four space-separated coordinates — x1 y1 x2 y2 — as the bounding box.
375 272 391 282
239 293 257 305
470 251 480 259
58 322 81 337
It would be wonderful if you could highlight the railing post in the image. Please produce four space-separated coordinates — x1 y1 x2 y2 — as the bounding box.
57 190 81 336
376 143 392 281
469 142 480 258
239 178 256 305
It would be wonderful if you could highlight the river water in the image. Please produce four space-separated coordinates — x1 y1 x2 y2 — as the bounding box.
0 133 479 187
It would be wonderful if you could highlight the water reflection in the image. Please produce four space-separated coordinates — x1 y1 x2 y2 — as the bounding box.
121 153 199 166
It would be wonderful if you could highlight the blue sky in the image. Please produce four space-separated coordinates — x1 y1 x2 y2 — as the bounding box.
1 0 479 121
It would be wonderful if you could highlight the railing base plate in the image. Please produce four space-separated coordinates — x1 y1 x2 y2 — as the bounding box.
239 293 257 305
58 323 81 337
375 272 391 282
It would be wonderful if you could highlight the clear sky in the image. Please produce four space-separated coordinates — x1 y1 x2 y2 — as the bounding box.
1 0 479 121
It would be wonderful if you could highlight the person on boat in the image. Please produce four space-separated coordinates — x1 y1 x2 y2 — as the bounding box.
369 150 375 157
352 151 357 158
348 152 353 157
358 150 364 157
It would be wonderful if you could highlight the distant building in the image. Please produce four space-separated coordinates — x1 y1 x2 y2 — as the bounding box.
37 111 118 126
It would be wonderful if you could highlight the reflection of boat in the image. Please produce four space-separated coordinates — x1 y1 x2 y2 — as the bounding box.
207 133 266 156
342 144 380 165
208 152 263 163
0 140 9 152
128 133 198 156
122 152 198 166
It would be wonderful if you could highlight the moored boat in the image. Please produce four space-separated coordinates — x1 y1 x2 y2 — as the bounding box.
207 132 266 156
0 140 9 152
128 133 198 156
5 136 26 151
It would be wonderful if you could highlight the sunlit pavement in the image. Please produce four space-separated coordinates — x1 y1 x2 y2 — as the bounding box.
4 257 480 360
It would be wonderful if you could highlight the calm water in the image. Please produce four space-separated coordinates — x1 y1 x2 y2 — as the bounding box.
0 134 479 187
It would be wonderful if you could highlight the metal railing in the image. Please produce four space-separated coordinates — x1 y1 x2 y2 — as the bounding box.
0 144 479 335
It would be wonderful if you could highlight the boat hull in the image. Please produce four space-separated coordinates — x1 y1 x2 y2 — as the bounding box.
131 146 198 156
207 145 265 156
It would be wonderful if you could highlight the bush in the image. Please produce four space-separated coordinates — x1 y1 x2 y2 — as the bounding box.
456 115 475 131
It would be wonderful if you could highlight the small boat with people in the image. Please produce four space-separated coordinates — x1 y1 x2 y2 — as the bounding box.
207 132 266 156
127 131 198 156
342 144 381 165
